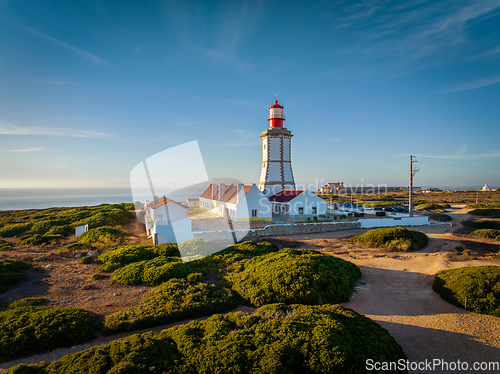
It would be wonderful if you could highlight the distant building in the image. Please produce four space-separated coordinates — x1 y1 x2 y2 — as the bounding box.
268 189 327 216
199 183 272 222
319 182 344 194
186 198 199 207
482 183 491 191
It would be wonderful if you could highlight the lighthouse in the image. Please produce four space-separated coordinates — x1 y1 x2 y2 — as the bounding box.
258 99 295 196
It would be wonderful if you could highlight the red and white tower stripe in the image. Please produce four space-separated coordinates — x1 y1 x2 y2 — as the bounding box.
258 99 295 196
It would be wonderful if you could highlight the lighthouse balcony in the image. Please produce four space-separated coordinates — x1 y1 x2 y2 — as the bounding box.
267 114 285 120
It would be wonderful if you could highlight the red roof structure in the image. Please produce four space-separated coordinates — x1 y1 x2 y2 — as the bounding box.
267 190 305 203
148 196 186 209
200 184 252 204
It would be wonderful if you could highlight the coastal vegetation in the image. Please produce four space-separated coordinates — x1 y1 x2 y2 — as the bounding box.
7 303 407 374
227 248 361 306
463 219 500 230
0 204 133 246
349 226 429 252
103 278 238 333
0 259 30 293
0 298 96 363
0 239 11 251
433 266 500 317
429 213 452 222
470 229 500 241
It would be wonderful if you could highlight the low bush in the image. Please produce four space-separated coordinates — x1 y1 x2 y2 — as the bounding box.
111 256 197 286
227 248 361 307
46 224 73 237
0 298 96 362
350 226 429 252
103 278 239 333
88 273 106 280
0 223 32 238
77 226 128 245
415 203 450 212
470 229 500 240
429 213 452 222
0 259 30 293
178 238 224 260
13 304 407 374
79 256 94 264
0 239 11 251
433 266 500 317
467 207 500 213
19 234 64 246
375 211 386 217
98 243 181 266
463 219 500 230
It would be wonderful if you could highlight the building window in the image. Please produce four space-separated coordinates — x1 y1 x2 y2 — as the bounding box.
312 207 317 214
298 207 304 215
274 205 280 213
251 209 258 217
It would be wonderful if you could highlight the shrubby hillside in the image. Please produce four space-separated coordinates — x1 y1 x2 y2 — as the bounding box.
7 304 407 374
0 298 96 363
433 266 500 317
0 259 30 293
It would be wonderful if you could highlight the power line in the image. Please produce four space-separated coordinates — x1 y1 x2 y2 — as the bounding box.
409 155 419 217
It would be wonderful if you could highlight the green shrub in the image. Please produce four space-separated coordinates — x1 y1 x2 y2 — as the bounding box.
88 273 106 280
120 202 137 210
18 304 407 374
470 229 500 240
46 224 73 237
151 242 181 257
433 266 500 317
187 272 203 283
77 226 128 245
0 298 96 362
227 249 360 307
429 213 452 222
0 223 32 238
468 209 500 218
415 203 450 212
463 219 500 230
19 234 63 246
59 242 97 252
350 226 429 251
79 256 94 264
142 261 197 286
178 238 224 260
0 259 31 293
103 278 238 333
99 262 121 273
375 211 386 217
98 244 157 265
0 239 11 251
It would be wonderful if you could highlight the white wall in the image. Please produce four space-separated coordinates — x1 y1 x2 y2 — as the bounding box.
151 201 188 222
235 184 272 220
358 216 429 228
153 219 193 244
288 190 327 216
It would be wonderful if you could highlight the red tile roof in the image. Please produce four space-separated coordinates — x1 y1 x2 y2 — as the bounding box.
200 184 252 204
268 190 305 203
148 196 186 209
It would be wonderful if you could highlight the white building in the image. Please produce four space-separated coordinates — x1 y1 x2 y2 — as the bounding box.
145 196 193 245
258 100 295 196
199 183 272 222
268 189 327 217
186 198 199 207
319 182 344 194
482 183 491 191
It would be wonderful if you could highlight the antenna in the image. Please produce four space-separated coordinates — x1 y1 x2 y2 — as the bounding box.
409 155 419 217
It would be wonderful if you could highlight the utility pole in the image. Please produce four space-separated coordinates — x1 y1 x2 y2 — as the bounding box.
409 155 419 217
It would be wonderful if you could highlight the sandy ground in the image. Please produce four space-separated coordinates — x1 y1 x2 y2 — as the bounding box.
1 207 500 373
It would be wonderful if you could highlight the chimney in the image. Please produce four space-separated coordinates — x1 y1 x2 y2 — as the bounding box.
237 184 245 204
211 184 216 199
153 196 159 204
219 183 226 199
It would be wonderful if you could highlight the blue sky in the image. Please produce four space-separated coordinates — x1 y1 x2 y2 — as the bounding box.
1 0 500 191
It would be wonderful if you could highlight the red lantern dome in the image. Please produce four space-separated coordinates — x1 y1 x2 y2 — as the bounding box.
267 100 285 128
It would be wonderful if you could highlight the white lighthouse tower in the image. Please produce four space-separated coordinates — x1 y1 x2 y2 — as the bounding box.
258 99 295 196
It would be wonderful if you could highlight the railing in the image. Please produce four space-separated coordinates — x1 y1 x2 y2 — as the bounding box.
268 114 285 120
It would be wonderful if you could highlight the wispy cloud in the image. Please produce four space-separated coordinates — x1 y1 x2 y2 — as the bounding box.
417 143 500 160
0 122 116 138
2 147 44 152
11 21 111 67
444 76 500 92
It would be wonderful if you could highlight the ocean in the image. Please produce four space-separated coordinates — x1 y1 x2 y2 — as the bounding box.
0 186 207 211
